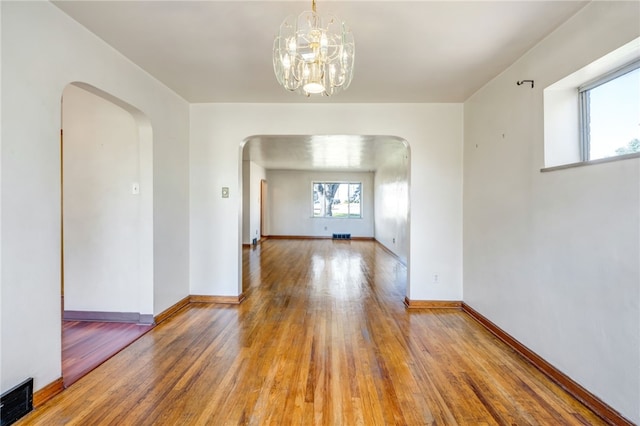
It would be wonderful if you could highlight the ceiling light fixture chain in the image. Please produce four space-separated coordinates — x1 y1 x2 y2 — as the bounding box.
273 0 355 97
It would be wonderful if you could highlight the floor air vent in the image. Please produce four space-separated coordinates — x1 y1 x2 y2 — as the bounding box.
332 233 351 240
1 378 33 426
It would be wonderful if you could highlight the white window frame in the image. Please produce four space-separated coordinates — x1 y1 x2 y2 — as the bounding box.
578 59 640 162
312 181 362 219
543 38 640 171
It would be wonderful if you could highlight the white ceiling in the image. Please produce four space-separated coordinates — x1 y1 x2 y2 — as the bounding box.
243 135 408 171
53 1 587 171
53 0 587 104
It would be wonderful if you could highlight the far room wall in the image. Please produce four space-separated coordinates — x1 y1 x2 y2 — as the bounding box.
265 170 374 238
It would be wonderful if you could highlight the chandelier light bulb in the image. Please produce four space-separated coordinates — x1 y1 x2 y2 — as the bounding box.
282 54 291 69
288 37 297 55
273 0 355 97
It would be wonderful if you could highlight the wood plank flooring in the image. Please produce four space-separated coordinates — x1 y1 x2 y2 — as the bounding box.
21 239 604 425
62 320 154 387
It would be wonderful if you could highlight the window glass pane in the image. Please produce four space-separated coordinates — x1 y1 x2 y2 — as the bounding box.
324 183 340 217
588 67 640 160
312 182 362 218
348 183 361 217
313 183 324 217
327 183 346 217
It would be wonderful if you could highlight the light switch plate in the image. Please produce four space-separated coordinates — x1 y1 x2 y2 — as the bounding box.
222 187 229 198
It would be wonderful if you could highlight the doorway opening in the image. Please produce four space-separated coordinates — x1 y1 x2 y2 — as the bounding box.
60 82 154 386
240 135 410 298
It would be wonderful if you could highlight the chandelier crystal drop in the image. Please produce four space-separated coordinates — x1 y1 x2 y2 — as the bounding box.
273 0 355 97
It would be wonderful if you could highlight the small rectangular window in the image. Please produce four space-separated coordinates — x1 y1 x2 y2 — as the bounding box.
313 182 362 218
579 60 640 161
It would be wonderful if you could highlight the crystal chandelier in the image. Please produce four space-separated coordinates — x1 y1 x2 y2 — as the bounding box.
273 0 355 97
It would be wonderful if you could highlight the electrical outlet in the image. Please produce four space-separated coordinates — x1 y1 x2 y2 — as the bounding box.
392 238 396 244
433 274 439 284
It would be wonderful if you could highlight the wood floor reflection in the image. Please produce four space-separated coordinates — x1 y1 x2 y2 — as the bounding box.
21 239 603 425
62 320 153 387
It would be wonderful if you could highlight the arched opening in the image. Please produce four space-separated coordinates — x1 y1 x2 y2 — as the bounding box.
239 134 410 298
61 82 153 386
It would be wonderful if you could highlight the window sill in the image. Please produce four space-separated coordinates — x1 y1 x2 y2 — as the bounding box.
541 152 640 173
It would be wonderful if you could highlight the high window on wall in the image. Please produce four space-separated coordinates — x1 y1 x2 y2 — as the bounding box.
579 59 640 161
543 38 640 169
313 182 362 218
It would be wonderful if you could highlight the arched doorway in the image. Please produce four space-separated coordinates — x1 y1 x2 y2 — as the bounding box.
61 82 154 386
240 134 410 297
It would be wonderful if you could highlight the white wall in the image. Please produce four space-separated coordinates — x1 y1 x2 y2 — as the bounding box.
242 160 266 244
190 103 463 300
265 170 374 238
1 1 189 394
242 161 266 244
463 2 640 422
250 162 266 241
63 84 142 313
242 161 251 244
374 146 410 264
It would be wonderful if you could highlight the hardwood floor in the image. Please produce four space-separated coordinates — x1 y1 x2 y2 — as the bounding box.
62 320 154 387
22 239 604 425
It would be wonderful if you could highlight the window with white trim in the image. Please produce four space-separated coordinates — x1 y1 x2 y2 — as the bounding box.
579 60 640 161
313 182 361 218
543 39 640 169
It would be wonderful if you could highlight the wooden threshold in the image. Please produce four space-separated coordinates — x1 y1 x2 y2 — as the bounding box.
62 321 154 388
462 302 634 426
